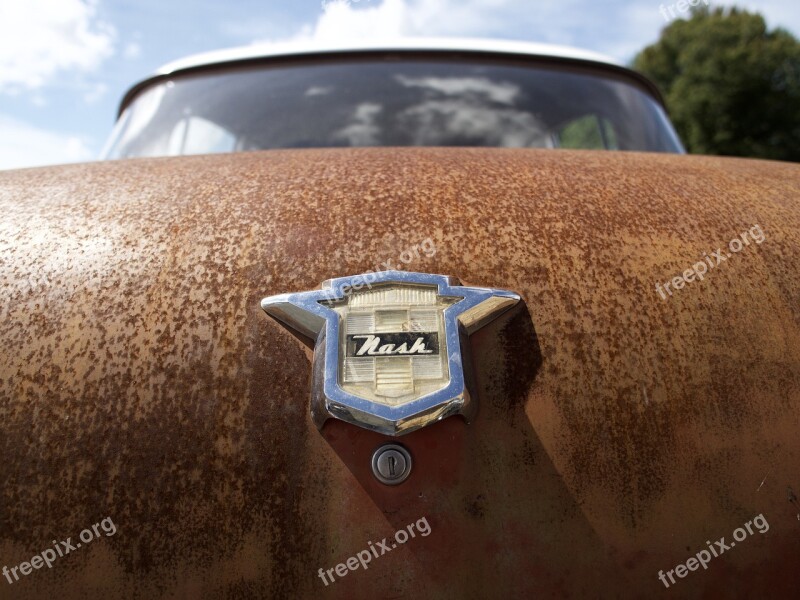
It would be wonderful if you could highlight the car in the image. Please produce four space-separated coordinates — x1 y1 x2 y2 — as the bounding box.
1 38 798 599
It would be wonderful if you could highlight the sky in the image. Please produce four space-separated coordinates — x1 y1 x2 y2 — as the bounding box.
0 0 798 170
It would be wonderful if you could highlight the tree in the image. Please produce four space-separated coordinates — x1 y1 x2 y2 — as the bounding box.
634 7 800 161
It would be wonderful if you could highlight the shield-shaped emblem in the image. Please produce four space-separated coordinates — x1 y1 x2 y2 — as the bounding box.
261 271 519 436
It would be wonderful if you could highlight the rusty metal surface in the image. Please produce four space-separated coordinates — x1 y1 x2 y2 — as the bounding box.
0 148 798 598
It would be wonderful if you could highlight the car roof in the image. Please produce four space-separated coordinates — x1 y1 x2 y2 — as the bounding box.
155 38 622 75
118 38 665 116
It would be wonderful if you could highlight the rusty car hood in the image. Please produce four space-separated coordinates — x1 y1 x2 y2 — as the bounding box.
0 148 799 598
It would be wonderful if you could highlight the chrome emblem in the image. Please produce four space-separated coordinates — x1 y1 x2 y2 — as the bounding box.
261 271 519 436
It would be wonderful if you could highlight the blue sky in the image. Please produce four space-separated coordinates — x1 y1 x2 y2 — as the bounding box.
1 0 798 169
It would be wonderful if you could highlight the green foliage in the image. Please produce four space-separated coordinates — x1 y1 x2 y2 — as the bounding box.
634 6 800 161
558 115 619 150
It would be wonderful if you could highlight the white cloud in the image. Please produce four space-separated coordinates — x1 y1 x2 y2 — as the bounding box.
0 114 95 170
304 86 333 96
395 75 520 104
333 102 383 145
285 0 408 42
123 41 142 60
252 0 800 64
250 0 520 43
83 82 108 104
0 0 115 92
252 0 641 60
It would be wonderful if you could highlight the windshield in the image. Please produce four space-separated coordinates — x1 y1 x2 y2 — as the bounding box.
103 57 683 158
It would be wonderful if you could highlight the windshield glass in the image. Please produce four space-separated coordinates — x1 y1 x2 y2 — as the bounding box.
104 57 683 158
